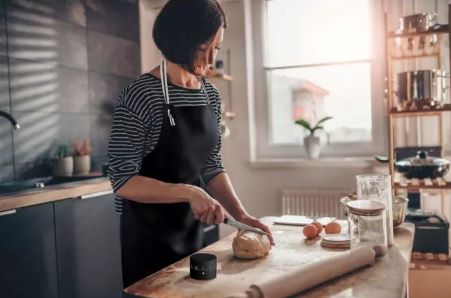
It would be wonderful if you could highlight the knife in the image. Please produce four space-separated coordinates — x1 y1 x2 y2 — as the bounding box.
223 217 267 235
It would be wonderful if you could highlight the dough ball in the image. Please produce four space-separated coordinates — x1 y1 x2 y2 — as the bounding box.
232 230 271 259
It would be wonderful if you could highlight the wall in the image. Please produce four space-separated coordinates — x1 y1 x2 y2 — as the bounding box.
0 0 140 182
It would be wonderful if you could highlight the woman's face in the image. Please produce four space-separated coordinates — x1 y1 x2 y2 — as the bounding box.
193 27 224 76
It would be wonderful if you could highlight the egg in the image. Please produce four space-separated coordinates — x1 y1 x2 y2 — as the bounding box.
311 221 323 235
325 221 341 234
303 224 318 239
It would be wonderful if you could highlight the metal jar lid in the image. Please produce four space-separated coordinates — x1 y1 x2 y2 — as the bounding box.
346 200 386 216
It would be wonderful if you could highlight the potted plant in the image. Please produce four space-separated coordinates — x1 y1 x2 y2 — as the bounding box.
54 145 73 177
73 139 92 175
294 116 333 159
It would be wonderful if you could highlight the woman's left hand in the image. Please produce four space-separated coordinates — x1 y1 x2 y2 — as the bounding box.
236 214 275 246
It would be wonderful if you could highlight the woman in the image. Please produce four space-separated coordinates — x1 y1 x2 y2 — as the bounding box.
108 0 274 288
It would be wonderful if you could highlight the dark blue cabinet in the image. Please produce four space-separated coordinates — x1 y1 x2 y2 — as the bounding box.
54 191 122 298
0 203 59 298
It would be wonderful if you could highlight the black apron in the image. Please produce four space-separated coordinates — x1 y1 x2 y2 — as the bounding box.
120 59 218 288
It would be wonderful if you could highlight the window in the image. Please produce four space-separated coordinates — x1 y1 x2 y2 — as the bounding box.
252 0 386 159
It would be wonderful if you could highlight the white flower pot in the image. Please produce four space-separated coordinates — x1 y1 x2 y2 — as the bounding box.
74 155 91 175
304 135 321 159
54 156 73 177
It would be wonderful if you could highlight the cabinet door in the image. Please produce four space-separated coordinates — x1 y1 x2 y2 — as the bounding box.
0 204 58 298
54 192 122 298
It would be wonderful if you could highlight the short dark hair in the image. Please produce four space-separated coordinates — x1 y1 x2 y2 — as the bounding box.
153 0 227 73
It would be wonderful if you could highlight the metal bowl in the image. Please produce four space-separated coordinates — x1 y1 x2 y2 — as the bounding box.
393 196 409 227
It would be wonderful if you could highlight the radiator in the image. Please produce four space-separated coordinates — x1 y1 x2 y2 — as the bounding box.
281 188 350 219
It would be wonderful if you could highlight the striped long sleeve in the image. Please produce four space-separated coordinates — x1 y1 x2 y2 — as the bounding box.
107 73 225 213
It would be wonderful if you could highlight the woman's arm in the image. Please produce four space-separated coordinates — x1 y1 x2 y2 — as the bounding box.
207 172 275 245
116 176 224 224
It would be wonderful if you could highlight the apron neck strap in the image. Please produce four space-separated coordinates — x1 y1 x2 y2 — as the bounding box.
160 59 170 105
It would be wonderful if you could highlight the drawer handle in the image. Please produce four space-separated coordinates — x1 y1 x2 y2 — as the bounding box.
79 190 113 200
0 209 17 217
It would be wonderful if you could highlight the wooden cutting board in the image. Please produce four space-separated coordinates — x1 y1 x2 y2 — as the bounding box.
124 218 414 298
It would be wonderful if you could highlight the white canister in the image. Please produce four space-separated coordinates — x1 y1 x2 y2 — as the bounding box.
74 155 91 175
54 156 74 177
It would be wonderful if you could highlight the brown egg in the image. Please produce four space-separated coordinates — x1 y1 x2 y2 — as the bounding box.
303 224 318 239
325 221 341 234
311 221 323 235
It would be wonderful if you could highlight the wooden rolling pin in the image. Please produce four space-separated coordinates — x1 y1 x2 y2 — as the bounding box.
244 246 376 298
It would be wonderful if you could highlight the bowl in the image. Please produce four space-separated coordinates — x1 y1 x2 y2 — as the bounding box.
392 196 409 227
341 194 409 227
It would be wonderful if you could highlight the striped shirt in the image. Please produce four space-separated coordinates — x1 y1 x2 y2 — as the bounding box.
107 73 225 213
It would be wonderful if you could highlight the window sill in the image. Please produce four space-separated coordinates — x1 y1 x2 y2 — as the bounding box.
248 157 380 169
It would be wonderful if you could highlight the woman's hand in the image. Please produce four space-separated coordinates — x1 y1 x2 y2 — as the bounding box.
236 214 275 246
187 185 225 225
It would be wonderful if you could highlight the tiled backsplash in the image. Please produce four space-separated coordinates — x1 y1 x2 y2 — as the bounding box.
0 0 140 182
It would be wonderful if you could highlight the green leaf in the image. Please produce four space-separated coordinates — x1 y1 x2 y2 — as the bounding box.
311 126 324 134
294 119 312 131
316 116 333 126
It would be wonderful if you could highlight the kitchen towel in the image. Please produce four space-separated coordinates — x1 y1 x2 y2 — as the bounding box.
244 246 376 298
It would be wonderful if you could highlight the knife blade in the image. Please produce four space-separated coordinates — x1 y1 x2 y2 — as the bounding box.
223 217 267 235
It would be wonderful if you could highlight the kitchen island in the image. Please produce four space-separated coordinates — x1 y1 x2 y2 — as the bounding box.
125 218 414 298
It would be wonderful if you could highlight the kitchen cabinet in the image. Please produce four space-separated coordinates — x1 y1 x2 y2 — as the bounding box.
54 190 122 298
0 203 58 298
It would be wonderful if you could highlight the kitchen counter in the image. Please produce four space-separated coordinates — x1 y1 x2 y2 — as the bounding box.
125 219 415 298
0 177 112 212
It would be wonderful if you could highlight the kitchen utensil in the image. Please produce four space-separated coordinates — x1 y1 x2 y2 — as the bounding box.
399 13 439 33
392 196 409 227
396 69 448 111
356 174 394 246
347 200 387 250
223 217 267 235
395 151 450 179
244 246 376 298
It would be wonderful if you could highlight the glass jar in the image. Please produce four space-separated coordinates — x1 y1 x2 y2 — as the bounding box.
356 174 394 246
347 200 387 249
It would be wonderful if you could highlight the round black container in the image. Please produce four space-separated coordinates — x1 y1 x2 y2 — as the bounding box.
190 253 217 280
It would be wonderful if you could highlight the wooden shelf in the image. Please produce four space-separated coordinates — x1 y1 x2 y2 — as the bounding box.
207 73 233 81
393 173 451 190
389 53 441 60
390 105 451 117
388 24 449 38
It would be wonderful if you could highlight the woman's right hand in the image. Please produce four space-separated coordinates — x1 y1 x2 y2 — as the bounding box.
187 185 225 225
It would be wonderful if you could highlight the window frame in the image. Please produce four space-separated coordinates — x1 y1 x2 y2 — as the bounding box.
249 0 387 160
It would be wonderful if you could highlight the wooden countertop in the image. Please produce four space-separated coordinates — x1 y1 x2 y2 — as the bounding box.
0 178 112 212
125 219 415 298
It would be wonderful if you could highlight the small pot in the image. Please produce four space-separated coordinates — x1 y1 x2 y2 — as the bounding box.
304 135 321 159
74 155 91 175
54 156 73 177
395 151 450 179
396 69 447 111
399 13 439 33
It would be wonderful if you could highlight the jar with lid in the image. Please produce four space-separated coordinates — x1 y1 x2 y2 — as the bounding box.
346 200 387 249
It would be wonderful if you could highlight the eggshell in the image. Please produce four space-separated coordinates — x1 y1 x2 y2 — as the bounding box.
325 221 341 234
303 224 318 239
311 221 323 235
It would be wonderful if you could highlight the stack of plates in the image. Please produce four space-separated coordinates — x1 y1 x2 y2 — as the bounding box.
320 235 350 249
